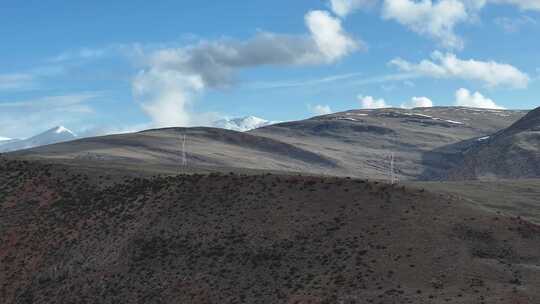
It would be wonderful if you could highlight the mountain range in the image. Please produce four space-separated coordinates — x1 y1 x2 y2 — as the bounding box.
0 116 276 153
0 126 77 153
8 106 540 180
3 106 540 303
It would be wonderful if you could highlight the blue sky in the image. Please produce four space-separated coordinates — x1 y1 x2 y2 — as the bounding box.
0 0 539 138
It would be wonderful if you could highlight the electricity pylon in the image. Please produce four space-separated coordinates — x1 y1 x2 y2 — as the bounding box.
181 134 187 173
389 152 398 185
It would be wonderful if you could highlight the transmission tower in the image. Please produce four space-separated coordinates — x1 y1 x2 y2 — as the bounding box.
181 134 187 172
389 152 398 185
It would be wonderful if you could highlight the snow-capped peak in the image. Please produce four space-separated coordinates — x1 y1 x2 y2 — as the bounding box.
0 126 78 153
213 116 277 132
29 126 77 144
234 116 266 124
50 126 77 136
0 136 11 141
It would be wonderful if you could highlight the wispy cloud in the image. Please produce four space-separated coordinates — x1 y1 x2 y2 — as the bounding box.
0 92 102 111
245 72 365 89
349 72 418 86
494 15 538 33
0 73 35 91
493 0 540 11
50 47 109 63
245 72 416 90
0 92 104 138
47 44 143 63
0 44 139 94
46 42 207 65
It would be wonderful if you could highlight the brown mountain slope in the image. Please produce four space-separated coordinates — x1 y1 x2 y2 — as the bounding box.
444 107 540 180
10 127 338 176
250 107 527 179
9 107 527 180
1 158 539 303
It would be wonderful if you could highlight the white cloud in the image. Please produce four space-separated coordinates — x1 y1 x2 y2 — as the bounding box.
144 11 359 84
390 51 530 88
309 104 333 115
359 95 390 108
329 0 377 17
133 69 205 127
305 10 361 62
382 0 469 49
362 0 540 49
454 88 505 109
401 96 434 108
135 10 360 128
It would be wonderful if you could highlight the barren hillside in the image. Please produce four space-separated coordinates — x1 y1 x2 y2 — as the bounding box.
1 157 539 303
9 107 527 180
441 107 540 180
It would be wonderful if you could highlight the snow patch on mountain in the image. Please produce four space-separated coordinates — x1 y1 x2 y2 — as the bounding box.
52 126 76 136
0 126 78 153
212 116 277 132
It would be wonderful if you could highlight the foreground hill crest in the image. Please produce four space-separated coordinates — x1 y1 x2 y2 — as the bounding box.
1 157 539 303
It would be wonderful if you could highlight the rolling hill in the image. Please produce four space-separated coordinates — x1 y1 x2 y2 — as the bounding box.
6 107 527 180
9 127 338 176
251 107 527 179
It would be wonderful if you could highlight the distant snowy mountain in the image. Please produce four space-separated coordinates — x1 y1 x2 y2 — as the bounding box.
0 126 77 153
0 118 275 153
212 116 277 132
